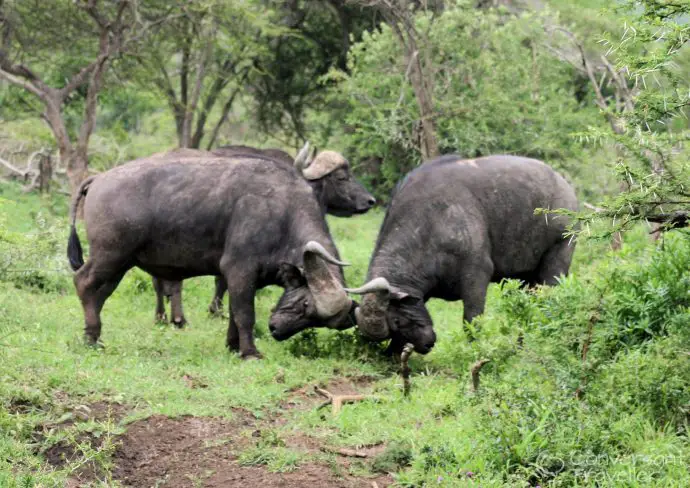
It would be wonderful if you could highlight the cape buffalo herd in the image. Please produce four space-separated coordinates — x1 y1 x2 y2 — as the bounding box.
68 148 577 359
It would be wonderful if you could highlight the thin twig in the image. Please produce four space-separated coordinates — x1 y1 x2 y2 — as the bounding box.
400 343 414 397
470 359 491 393
320 446 369 458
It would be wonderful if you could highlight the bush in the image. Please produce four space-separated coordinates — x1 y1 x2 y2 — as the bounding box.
322 3 605 200
0 200 71 294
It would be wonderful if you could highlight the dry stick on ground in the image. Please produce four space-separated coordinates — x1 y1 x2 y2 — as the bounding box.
470 359 491 393
400 343 415 397
314 386 367 415
320 446 369 458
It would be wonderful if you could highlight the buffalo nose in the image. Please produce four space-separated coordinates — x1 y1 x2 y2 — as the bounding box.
424 341 435 350
269 324 276 334
366 196 376 207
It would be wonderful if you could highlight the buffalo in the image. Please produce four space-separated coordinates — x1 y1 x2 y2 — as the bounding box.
327 155 576 354
150 143 376 324
67 153 355 358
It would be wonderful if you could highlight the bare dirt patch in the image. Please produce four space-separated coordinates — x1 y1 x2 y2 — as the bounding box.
111 412 392 487
37 400 131 482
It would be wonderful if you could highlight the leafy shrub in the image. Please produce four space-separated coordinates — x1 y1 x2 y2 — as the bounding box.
371 440 414 474
323 3 604 199
0 201 71 294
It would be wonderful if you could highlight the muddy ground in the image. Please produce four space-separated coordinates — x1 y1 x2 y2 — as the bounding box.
40 378 393 487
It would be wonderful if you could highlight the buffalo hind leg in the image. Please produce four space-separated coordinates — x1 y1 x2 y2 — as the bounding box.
74 261 128 346
152 277 167 324
536 239 575 286
208 276 228 317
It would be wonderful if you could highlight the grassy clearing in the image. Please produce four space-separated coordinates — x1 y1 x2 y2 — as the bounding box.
1 182 689 487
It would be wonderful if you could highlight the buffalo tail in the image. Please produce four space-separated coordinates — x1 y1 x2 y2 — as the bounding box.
67 176 95 271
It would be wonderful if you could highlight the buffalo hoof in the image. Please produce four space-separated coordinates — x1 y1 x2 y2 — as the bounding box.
155 312 168 324
172 317 187 329
208 304 225 318
240 349 263 360
83 336 104 350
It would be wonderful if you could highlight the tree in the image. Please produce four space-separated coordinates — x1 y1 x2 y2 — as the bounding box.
566 0 690 239
0 0 171 192
326 2 604 198
130 1 285 150
353 0 440 159
250 0 380 145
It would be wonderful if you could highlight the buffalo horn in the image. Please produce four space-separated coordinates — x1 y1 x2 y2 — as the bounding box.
303 241 352 319
345 277 395 341
345 277 391 294
294 141 311 172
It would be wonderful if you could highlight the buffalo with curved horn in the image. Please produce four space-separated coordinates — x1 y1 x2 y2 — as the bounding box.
150 142 376 325
67 153 354 358
346 154 578 354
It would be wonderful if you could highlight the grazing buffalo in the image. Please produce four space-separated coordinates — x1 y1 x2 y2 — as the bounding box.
343 155 578 354
67 153 355 358
153 143 376 324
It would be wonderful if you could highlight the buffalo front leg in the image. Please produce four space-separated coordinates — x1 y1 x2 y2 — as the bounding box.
74 261 127 346
208 276 228 317
167 280 187 328
458 267 492 341
226 315 240 352
226 283 261 359
152 276 167 324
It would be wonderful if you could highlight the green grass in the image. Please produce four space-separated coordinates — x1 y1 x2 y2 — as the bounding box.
1 182 689 487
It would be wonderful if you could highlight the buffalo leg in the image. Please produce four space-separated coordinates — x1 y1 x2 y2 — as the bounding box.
152 277 167 324
226 315 240 352
535 239 575 286
457 266 492 340
74 260 128 345
168 280 187 328
208 276 227 317
384 336 406 357
225 267 260 358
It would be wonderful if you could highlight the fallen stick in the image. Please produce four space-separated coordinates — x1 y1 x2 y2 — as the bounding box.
470 359 491 392
400 343 414 397
314 386 368 415
320 446 368 458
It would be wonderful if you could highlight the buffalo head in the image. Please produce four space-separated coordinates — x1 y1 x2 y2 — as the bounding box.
294 143 376 217
269 241 354 340
346 277 436 354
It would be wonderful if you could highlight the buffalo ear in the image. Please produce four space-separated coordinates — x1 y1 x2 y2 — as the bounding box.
278 263 306 290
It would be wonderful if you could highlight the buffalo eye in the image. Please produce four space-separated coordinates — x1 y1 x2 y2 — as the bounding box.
303 300 309 310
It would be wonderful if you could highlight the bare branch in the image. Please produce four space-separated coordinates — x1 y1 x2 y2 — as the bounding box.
0 68 44 98
470 359 491 393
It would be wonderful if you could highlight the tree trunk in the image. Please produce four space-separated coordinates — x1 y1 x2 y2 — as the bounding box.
66 148 90 193
38 153 52 193
384 7 440 161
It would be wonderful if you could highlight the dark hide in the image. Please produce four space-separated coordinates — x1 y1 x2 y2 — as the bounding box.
150 146 375 325
66 154 351 358
351 155 579 354
213 145 294 166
